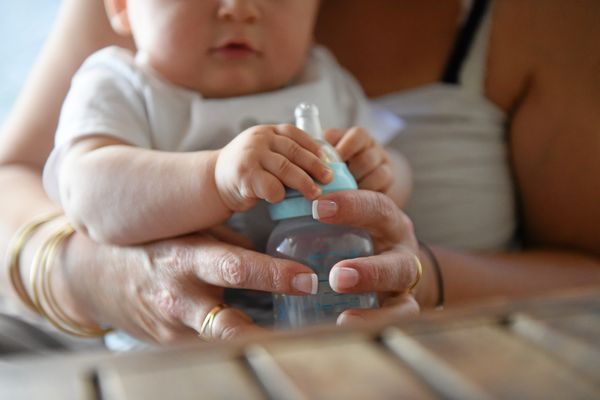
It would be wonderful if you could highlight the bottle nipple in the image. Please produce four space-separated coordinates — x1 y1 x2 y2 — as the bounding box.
294 103 324 140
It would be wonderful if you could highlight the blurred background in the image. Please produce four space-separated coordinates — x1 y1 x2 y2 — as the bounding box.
0 0 61 125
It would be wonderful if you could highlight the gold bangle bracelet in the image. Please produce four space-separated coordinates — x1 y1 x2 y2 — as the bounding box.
42 225 112 337
7 212 62 312
30 222 111 338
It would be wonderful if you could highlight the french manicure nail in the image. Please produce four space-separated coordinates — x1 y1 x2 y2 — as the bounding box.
292 273 318 294
312 200 337 220
330 267 359 290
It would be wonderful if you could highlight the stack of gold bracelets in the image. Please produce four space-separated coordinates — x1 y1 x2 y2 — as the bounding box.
7 213 111 337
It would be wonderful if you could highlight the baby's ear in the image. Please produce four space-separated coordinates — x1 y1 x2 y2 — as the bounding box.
104 0 131 36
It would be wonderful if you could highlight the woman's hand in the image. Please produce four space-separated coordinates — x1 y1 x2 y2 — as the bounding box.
312 190 423 324
58 227 318 344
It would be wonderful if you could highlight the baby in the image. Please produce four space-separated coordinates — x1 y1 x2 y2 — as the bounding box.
44 0 408 252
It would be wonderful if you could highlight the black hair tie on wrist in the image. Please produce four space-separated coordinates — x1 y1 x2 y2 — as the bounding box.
418 240 444 310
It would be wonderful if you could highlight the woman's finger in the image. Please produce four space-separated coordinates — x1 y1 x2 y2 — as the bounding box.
313 190 416 251
336 292 419 326
329 250 421 293
177 294 263 341
149 286 263 343
208 306 268 341
181 237 319 295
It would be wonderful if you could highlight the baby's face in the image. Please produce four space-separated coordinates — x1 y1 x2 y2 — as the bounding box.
127 0 320 98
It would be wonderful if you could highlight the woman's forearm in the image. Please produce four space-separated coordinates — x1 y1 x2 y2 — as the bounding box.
0 0 133 301
0 166 61 310
60 142 232 245
418 245 600 308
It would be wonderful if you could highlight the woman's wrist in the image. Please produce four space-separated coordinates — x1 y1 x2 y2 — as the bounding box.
419 241 444 309
51 231 109 331
415 241 444 309
20 217 108 333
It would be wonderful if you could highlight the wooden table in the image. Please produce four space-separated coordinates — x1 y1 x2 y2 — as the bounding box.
2 287 599 399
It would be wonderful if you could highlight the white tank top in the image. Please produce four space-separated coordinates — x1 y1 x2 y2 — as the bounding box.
374 0 516 250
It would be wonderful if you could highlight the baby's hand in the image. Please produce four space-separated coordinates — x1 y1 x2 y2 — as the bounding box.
215 124 333 212
324 127 393 193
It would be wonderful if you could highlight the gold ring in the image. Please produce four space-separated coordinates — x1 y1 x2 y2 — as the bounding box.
408 255 423 291
199 304 229 341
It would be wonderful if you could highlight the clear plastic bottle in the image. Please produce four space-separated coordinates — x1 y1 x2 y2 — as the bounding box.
267 103 378 328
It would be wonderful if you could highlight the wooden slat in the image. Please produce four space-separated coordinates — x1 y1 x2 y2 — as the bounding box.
0 368 95 400
246 345 308 400
405 324 599 399
382 328 492 400
246 334 434 400
530 311 600 346
509 313 600 384
97 356 265 400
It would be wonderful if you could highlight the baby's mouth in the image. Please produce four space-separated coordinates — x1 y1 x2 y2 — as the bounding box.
211 41 260 59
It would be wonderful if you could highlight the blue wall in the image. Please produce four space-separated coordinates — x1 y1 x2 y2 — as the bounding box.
0 1 61 126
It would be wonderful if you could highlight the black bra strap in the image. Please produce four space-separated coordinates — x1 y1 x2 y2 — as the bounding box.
441 0 490 84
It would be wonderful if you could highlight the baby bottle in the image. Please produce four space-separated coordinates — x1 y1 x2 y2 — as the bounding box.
266 103 378 328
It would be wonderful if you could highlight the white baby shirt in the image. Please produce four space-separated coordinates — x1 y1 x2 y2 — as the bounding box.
44 45 401 205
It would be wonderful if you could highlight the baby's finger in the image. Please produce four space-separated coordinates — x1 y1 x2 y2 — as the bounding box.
347 147 385 181
357 164 393 192
335 127 374 161
274 124 322 157
250 169 286 203
261 153 322 200
323 128 345 147
271 135 332 184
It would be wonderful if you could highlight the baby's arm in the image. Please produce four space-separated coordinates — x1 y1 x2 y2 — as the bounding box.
58 135 232 245
58 124 332 245
324 127 412 208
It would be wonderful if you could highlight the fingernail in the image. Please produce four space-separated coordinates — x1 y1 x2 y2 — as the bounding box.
337 313 365 326
311 185 322 198
322 167 333 182
312 200 337 220
330 267 359 290
293 273 318 294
